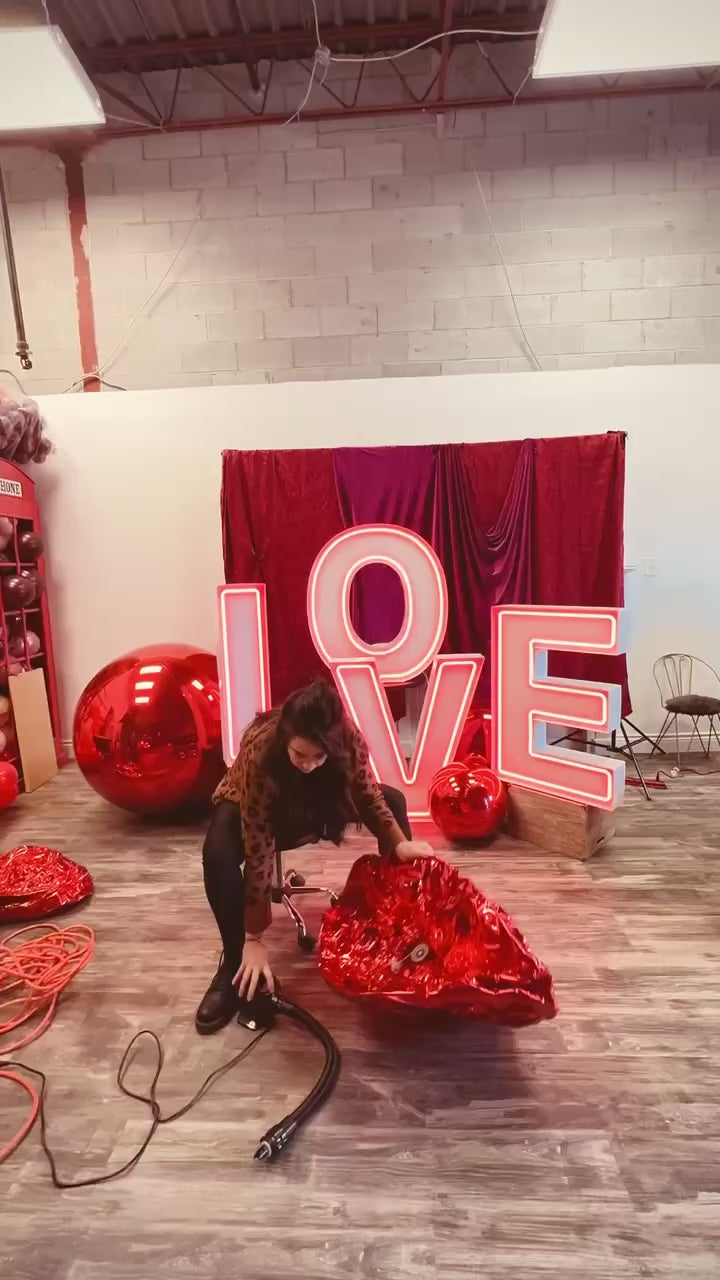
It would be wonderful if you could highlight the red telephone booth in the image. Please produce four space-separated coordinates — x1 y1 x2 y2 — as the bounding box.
0 458 63 785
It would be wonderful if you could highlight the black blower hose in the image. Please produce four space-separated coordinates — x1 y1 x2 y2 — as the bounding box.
252 993 341 1162
1 993 341 1183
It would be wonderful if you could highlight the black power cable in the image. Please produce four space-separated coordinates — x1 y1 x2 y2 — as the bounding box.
0 994 340 1185
253 995 341 1161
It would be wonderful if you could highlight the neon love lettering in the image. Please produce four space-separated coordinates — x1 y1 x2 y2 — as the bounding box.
306 525 482 818
491 605 627 810
217 524 626 816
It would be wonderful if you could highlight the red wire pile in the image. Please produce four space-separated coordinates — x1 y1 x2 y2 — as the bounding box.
0 922 95 1162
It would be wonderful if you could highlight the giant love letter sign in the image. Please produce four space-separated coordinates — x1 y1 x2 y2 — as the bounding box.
217 584 271 765
492 606 626 810
307 525 483 819
218 527 626 818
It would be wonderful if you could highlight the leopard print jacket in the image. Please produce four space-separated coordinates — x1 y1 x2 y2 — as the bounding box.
213 712 405 935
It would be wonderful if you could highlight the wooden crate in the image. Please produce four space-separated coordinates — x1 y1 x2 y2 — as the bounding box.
505 783 615 860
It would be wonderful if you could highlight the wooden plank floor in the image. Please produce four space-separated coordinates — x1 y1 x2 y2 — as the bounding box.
2 763 720 1280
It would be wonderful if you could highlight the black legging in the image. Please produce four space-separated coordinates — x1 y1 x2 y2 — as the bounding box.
202 785 412 972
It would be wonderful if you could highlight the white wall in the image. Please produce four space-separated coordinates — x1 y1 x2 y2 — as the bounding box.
33 363 720 741
2 88 720 394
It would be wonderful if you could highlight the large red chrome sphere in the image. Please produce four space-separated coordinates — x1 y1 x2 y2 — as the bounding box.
73 644 225 814
429 761 507 843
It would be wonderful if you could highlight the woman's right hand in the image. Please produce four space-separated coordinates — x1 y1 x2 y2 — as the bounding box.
234 937 275 1002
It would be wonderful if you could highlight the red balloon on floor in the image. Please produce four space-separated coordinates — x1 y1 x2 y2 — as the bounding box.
73 644 225 814
319 854 557 1025
0 760 19 808
0 845 94 922
429 761 507 842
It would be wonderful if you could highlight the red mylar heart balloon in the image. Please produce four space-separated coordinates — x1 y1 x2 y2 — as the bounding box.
429 761 507 842
464 752 489 771
319 854 557 1026
0 844 93 922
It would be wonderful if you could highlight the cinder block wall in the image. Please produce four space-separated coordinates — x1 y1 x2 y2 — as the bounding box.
1 88 719 393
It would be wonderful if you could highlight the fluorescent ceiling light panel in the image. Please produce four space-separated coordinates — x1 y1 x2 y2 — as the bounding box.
534 0 720 78
0 27 105 132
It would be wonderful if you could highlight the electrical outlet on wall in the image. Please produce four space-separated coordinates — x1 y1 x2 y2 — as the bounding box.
642 558 656 577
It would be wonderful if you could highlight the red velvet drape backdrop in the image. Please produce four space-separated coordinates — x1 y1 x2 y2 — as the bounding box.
221 432 629 711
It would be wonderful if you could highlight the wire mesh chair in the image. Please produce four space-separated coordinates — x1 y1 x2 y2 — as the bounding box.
652 653 720 764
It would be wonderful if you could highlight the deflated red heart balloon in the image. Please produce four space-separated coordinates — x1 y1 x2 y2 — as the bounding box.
430 760 507 842
319 854 556 1026
0 844 93 922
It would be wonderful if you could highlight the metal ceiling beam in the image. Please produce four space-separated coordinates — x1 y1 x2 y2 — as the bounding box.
79 15 535 72
92 79 715 140
229 0 261 93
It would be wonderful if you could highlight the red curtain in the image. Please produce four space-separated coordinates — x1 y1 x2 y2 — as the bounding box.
334 445 438 645
532 432 629 714
221 432 629 711
221 449 343 701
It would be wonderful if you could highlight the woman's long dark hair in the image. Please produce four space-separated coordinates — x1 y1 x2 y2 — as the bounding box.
253 679 357 844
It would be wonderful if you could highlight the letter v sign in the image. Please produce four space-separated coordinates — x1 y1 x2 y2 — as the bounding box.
307 525 483 819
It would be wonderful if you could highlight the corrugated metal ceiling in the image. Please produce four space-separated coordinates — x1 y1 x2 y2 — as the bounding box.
50 1 545 66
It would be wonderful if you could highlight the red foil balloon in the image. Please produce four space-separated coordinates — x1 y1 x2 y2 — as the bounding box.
319 854 557 1026
0 844 93 923
17 530 44 563
430 761 507 842
2 574 34 610
0 760 18 808
73 644 225 814
19 567 44 602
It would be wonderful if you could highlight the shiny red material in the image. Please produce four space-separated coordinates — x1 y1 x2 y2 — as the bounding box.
19 568 44 602
17 531 43 563
2 574 34 610
319 854 556 1025
456 711 492 763
73 644 225 814
0 845 93 922
429 761 507 842
0 761 18 808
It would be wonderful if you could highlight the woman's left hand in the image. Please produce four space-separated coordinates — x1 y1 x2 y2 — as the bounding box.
395 839 435 862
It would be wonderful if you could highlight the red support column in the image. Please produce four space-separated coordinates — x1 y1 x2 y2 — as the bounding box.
58 149 100 392
436 0 454 104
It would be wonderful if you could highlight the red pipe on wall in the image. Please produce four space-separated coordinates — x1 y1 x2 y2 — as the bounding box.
58 149 100 393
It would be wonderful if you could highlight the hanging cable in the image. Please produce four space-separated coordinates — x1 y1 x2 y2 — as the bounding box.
0 167 32 371
472 170 543 372
63 199 202 391
327 26 540 64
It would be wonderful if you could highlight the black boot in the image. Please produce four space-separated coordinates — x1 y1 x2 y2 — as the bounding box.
195 960 239 1035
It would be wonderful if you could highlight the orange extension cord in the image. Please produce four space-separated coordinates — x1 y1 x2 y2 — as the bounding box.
0 922 95 1163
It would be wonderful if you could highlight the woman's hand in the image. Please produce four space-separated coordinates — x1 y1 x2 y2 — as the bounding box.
234 937 275 1002
395 838 435 863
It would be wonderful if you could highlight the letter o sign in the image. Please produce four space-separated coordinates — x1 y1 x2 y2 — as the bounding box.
307 524 448 685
